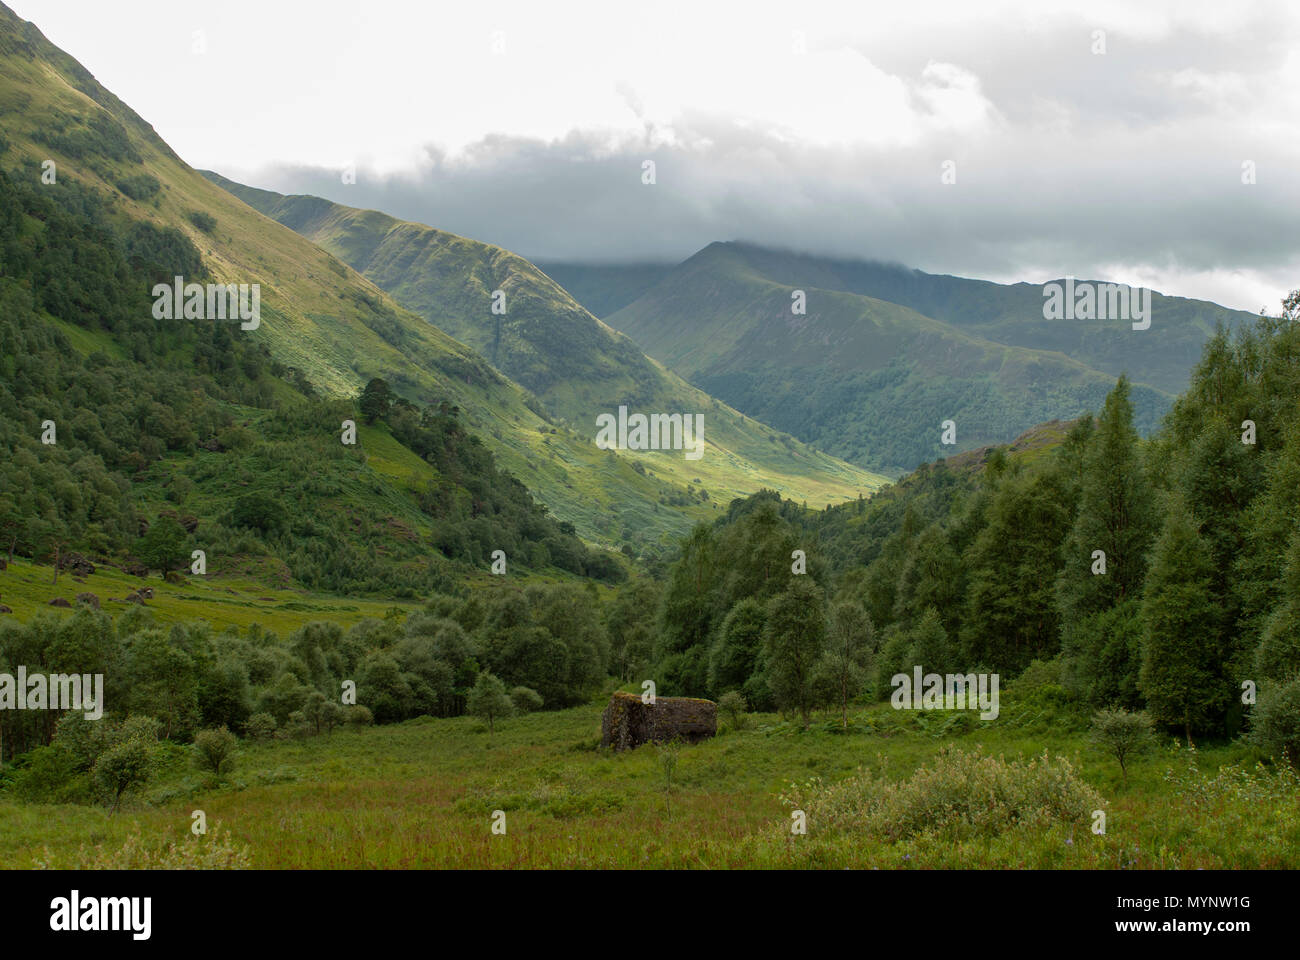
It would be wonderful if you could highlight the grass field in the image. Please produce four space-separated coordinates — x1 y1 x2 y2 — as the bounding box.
0 557 417 633
4 690 1296 870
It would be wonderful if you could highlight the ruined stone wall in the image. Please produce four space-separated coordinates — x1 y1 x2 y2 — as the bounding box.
600 691 717 751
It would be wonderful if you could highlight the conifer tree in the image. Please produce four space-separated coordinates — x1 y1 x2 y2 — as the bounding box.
1139 496 1228 745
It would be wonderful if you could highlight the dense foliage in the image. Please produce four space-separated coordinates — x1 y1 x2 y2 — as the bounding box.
0 166 623 597
649 295 1300 747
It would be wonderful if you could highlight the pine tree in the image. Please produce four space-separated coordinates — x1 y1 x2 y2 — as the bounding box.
1254 526 1300 680
908 606 951 676
1139 497 1229 745
1057 377 1158 703
964 468 1071 673
1058 375 1158 621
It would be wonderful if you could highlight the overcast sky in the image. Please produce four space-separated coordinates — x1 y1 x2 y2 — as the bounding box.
15 0 1300 311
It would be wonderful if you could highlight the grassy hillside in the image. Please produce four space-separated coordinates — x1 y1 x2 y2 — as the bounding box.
0 6 836 550
604 242 1170 474
700 243 1259 395
201 173 888 509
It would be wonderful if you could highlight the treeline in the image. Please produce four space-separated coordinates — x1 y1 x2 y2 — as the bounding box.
0 579 610 796
0 165 623 593
648 296 1300 744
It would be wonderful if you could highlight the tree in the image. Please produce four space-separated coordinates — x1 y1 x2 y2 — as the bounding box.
908 605 952 677
707 596 765 697
1090 708 1154 786
718 690 748 729
135 516 188 577
963 469 1071 673
192 726 237 775
1057 376 1158 628
815 599 873 729
763 578 827 729
655 523 720 697
1139 497 1228 745
467 671 514 737
1248 677 1300 769
359 377 393 425
126 628 200 739
91 717 159 813
1253 527 1300 681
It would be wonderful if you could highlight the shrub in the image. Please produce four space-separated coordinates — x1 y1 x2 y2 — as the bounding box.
115 173 161 201
244 712 277 740
285 710 309 738
187 210 217 233
718 690 749 729
345 705 374 727
1249 676 1300 768
192 726 237 775
93 739 155 813
1090 707 1154 785
34 824 252 869
780 745 1104 842
510 686 544 713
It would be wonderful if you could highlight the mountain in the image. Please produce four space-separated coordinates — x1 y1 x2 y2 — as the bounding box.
0 2 879 560
531 262 674 318
651 243 1257 395
200 173 888 508
595 242 1254 474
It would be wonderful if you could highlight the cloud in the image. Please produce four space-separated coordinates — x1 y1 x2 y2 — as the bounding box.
23 0 1294 310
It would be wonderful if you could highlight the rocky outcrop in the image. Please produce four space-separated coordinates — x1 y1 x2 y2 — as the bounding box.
75 592 100 609
58 552 95 577
600 691 717 751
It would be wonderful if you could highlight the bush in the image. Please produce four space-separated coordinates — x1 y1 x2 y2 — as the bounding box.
780 745 1104 841
244 712 277 740
345 705 374 727
1090 707 1154 785
510 686 544 713
115 173 161 201
1249 677 1300 768
93 739 155 813
285 710 309 738
8 746 85 804
192 726 237 775
718 690 749 729
187 210 217 233
1014 657 1065 696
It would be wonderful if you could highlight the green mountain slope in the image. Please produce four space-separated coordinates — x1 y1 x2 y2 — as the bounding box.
531 261 673 318
602 242 1192 474
200 173 888 506
677 243 1258 395
0 4 879 555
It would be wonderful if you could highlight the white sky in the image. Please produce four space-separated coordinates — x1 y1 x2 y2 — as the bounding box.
12 0 1300 311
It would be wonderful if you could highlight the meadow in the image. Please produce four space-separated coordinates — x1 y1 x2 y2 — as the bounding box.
4 685 1296 870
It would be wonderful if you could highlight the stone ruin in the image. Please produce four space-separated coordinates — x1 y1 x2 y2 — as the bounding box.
600 690 717 752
